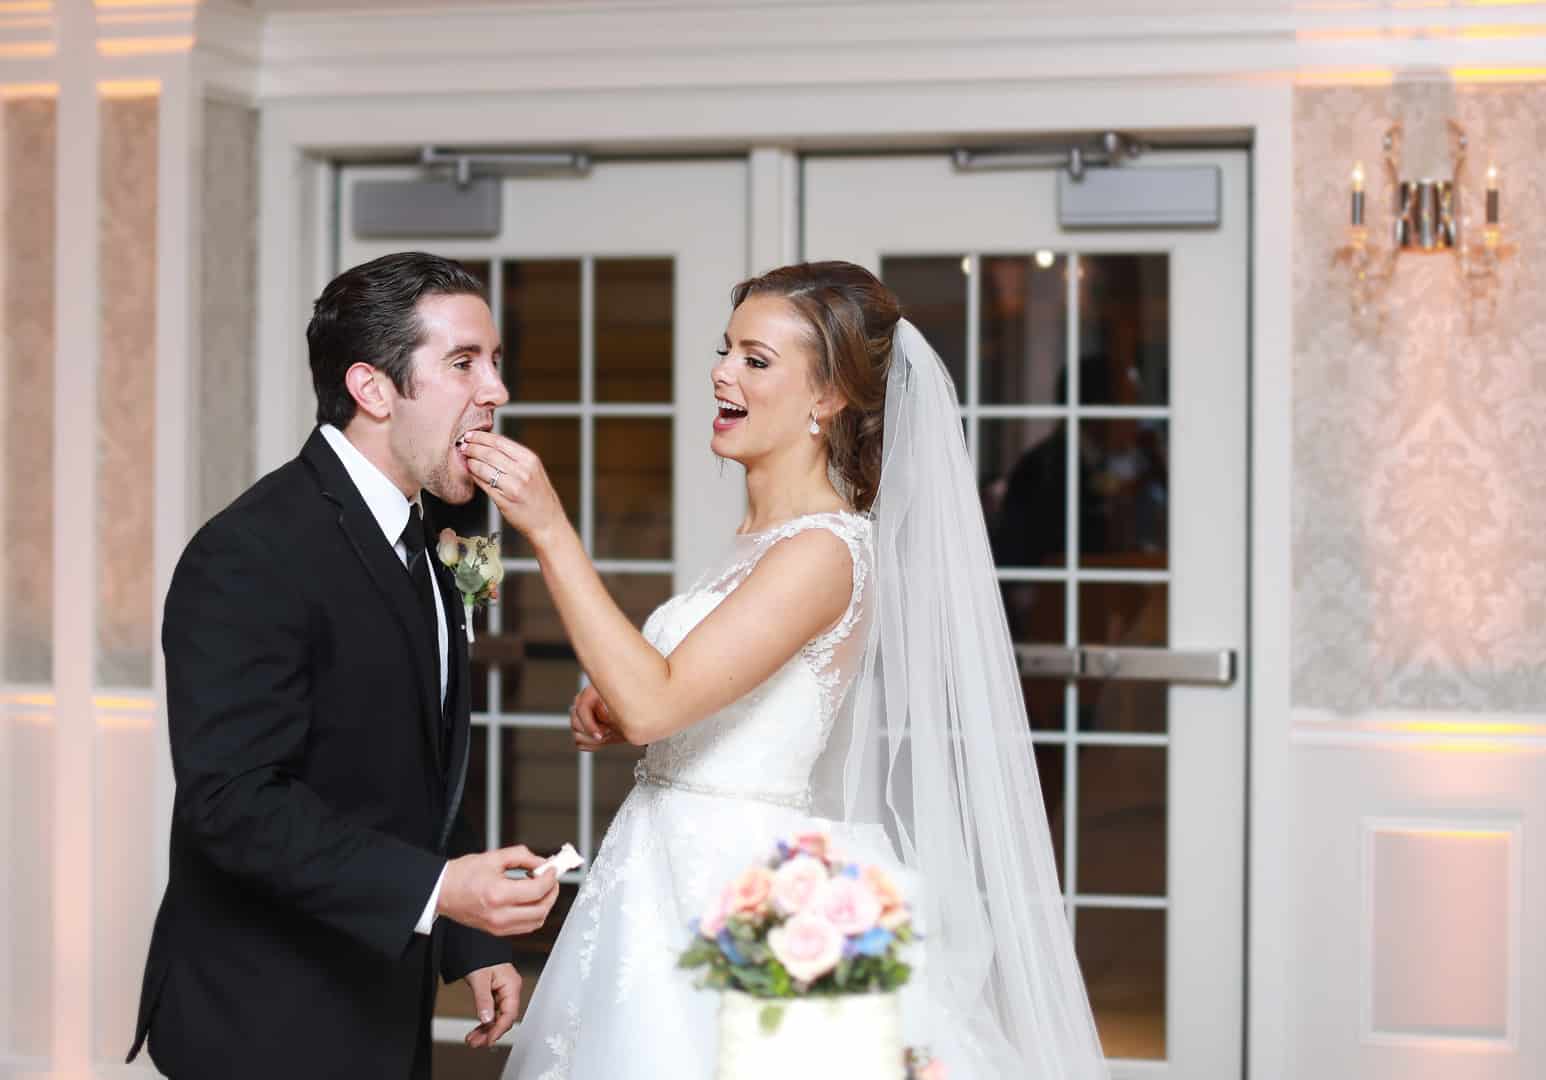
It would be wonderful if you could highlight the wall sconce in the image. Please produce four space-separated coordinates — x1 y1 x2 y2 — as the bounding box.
1332 120 1516 328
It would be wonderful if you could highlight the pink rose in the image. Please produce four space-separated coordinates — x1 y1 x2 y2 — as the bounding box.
918 1059 948 1080
771 854 829 916
816 876 882 936
699 888 728 939
725 867 774 917
768 912 844 984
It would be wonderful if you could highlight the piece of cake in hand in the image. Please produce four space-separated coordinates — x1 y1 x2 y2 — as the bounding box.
536 842 584 877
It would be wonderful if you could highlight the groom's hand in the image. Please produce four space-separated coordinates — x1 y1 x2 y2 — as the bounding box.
463 962 521 1049
438 846 561 937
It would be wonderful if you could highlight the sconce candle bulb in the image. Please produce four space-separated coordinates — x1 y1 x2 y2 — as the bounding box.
1333 121 1515 331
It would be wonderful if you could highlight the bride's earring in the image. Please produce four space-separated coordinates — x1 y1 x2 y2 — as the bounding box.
809 412 821 436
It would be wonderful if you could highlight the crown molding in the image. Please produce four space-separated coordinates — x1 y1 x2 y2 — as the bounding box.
0 2 259 97
0 3 53 87
194 2 261 100
249 0 1546 99
6 2 1543 100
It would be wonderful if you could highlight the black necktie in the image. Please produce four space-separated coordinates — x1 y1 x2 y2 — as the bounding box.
399 504 442 707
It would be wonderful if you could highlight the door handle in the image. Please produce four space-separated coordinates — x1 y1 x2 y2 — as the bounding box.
1015 645 1237 687
1015 645 1083 678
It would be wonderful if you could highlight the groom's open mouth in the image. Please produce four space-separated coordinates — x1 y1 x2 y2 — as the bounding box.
713 397 748 433
453 418 495 472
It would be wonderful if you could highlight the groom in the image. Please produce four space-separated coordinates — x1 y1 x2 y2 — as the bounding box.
127 253 560 1078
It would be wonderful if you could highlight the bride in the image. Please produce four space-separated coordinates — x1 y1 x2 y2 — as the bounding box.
459 261 1107 1079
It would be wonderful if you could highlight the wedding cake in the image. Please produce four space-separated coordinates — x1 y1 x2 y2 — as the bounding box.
678 833 918 1080
716 989 903 1080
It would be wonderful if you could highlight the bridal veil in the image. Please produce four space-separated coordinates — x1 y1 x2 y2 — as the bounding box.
811 319 1109 1079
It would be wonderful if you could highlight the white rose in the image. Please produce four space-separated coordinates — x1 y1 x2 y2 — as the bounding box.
436 529 461 567
485 553 505 585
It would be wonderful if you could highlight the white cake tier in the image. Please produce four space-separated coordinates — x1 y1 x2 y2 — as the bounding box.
716 989 903 1080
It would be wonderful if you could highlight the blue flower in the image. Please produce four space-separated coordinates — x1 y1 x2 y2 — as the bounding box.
851 928 894 957
839 864 861 879
717 929 747 966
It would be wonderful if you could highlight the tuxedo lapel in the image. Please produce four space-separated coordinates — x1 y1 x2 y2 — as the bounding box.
432 545 473 851
301 430 443 772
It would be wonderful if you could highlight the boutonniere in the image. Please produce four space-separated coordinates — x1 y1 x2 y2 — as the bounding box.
436 529 502 643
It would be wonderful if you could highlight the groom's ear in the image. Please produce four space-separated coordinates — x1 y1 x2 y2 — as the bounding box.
346 362 393 421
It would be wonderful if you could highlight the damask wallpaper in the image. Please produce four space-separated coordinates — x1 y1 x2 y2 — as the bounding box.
1293 83 1546 712
2 98 57 685
96 95 158 689
198 98 258 526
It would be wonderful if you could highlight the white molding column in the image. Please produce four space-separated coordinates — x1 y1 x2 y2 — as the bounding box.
52 0 99 1073
1247 81 1296 1080
747 147 799 274
255 123 331 475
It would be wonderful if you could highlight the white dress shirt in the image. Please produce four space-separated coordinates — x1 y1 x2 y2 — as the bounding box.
320 424 448 936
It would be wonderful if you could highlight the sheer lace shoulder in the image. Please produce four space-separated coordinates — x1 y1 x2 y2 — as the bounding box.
700 510 872 694
696 510 871 598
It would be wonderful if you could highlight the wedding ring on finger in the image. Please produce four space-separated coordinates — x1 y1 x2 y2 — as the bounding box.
490 467 502 491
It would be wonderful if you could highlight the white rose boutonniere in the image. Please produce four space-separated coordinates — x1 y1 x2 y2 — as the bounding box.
436 529 503 643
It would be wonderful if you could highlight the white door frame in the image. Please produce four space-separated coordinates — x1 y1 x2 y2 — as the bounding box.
254 81 1293 1080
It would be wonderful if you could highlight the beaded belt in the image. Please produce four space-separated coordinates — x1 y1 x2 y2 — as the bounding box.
632 761 811 812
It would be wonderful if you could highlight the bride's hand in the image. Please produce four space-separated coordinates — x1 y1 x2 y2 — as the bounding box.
571 684 626 751
460 431 568 546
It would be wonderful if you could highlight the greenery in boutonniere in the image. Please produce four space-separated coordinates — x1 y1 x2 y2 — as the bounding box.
436 529 502 642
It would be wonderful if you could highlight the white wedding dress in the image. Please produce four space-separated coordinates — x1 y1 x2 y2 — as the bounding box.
503 320 1112 1080
504 510 894 1080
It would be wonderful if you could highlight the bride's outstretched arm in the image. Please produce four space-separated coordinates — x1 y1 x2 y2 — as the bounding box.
460 431 850 745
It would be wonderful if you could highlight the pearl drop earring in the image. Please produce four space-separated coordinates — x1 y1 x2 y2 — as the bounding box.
809 413 821 436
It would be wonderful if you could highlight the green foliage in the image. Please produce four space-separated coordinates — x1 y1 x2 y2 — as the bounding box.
681 930 914 1000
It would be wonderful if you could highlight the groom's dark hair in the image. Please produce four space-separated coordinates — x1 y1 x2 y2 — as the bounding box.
307 251 488 428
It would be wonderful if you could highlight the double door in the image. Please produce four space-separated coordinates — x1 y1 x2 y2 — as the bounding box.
337 149 1249 1078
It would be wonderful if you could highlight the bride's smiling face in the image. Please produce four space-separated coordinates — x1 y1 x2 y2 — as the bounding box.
710 294 831 464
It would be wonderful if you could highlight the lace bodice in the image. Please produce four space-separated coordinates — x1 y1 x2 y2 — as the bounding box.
636 511 873 808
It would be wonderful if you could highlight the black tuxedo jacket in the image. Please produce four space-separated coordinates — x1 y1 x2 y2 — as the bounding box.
128 428 507 1079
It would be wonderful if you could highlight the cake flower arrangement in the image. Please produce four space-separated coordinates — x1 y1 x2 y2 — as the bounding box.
680 831 944 1079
